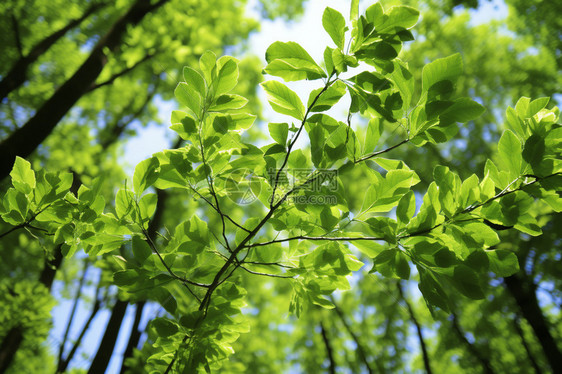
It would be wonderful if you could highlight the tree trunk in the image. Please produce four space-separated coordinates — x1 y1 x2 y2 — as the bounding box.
87 299 129 374
0 2 106 101
0 328 23 374
119 301 146 374
504 274 562 373
0 0 169 181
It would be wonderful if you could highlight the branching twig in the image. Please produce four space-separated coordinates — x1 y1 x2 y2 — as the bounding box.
270 74 337 208
245 235 385 248
0 204 52 239
87 53 156 93
355 138 410 164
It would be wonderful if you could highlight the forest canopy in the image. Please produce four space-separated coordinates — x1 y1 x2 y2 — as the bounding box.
0 0 561 373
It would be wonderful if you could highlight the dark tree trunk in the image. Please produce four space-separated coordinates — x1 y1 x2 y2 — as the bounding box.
87 299 129 374
0 328 23 374
119 301 146 374
504 274 562 373
0 2 107 102
0 0 169 181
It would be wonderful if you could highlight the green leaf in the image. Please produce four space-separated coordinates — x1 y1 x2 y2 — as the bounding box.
363 118 383 155
138 193 157 224
170 112 198 141
422 53 463 92
451 265 484 299
497 130 522 179
389 61 414 110
307 80 346 112
264 41 326 81
439 98 486 124
268 123 289 145
175 82 201 117
395 251 410 280
214 56 239 96
133 158 159 194
199 50 217 83
183 66 206 97
418 269 450 312
396 190 415 226
115 189 134 219
378 6 420 33
132 236 152 263
261 80 305 120
350 0 359 20
434 248 457 267
522 134 545 169
151 317 178 338
322 7 346 50
10 157 36 195
114 270 138 286
209 94 248 112
485 249 519 277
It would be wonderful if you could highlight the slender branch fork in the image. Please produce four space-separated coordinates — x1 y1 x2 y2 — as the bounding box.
0 203 52 239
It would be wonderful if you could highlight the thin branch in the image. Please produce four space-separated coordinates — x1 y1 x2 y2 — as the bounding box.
270 74 337 207
242 260 295 269
57 258 89 369
451 313 495 374
329 296 374 374
0 204 52 239
87 52 156 93
238 265 295 279
56 275 103 373
142 228 210 288
188 184 250 233
196 74 341 314
245 235 385 248
400 172 561 240
355 138 410 164
397 282 433 374
320 322 336 374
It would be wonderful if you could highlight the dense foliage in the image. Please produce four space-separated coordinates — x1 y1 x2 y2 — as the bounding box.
1 0 560 373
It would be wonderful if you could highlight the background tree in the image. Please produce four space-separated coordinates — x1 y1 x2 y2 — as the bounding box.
1 0 561 373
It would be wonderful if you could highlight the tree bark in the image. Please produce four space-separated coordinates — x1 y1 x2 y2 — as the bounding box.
119 301 146 374
504 274 562 373
0 2 107 102
87 298 129 374
0 0 169 181
0 328 23 374
57 277 103 373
